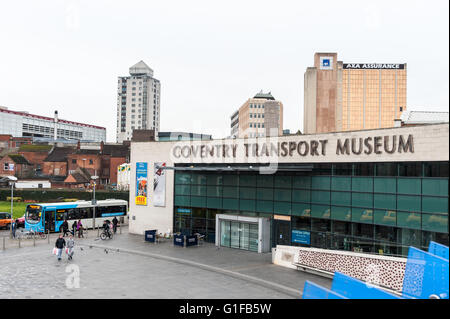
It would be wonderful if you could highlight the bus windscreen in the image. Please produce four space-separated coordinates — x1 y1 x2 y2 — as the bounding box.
26 205 42 224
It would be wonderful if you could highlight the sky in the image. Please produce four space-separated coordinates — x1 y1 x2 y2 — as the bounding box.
0 0 448 142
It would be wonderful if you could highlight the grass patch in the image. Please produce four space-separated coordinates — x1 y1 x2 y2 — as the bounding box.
0 201 29 218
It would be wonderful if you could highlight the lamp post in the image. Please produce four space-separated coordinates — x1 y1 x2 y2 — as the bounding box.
91 172 99 228
0 176 18 238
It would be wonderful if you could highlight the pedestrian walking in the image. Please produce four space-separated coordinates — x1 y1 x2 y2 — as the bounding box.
61 219 69 237
112 216 118 234
11 219 17 239
71 220 77 236
66 235 75 260
77 220 84 238
55 234 66 261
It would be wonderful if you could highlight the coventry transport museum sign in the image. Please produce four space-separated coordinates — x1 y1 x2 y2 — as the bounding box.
172 134 414 159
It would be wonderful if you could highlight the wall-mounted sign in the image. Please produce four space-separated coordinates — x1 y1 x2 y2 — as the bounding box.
292 229 310 245
177 208 192 214
135 162 148 206
343 63 405 69
320 56 334 70
153 162 166 207
9 163 15 171
274 214 291 221
171 134 414 159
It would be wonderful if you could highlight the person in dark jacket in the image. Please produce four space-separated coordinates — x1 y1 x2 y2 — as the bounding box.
11 219 17 239
71 221 77 236
61 220 69 237
55 234 66 261
112 217 118 234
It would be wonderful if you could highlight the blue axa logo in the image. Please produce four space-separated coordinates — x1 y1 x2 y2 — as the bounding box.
322 59 330 67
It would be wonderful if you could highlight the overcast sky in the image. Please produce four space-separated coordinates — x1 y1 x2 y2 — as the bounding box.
0 0 448 142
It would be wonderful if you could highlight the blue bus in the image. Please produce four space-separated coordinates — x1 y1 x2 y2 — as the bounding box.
25 199 128 233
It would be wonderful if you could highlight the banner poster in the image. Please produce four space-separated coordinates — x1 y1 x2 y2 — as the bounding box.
153 162 166 207
135 162 148 206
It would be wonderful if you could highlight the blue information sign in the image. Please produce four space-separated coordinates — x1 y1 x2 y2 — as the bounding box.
177 208 192 214
292 229 311 245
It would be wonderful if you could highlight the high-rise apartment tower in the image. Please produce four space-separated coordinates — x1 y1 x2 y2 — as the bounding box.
116 61 161 143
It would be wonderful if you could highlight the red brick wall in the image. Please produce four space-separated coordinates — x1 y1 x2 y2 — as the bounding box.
67 154 101 173
19 151 49 167
42 161 67 176
109 157 126 185
0 156 16 176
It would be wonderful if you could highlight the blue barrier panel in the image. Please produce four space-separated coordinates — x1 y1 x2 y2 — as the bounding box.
174 234 185 247
402 247 449 299
331 272 402 299
428 241 449 260
185 235 198 247
302 281 347 299
144 230 157 243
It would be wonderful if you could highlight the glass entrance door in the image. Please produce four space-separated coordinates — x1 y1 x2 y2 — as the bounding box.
274 220 290 246
248 223 259 252
240 223 250 250
220 220 231 247
219 220 259 252
230 222 240 249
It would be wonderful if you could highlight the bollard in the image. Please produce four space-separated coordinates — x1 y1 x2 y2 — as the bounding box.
2 237 5 250
48 230 50 244
97 226 100 237
33 235 36 247
120 222 122 234
18 237 21 248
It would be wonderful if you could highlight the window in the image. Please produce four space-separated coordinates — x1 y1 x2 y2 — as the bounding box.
72 159 76 164
56 209 67 221
89 160 93 165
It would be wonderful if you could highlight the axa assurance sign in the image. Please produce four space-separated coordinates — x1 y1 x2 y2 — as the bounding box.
343 63 405 69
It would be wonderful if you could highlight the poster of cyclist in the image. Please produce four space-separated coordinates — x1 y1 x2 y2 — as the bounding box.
135 162 148 206
153 162 166 207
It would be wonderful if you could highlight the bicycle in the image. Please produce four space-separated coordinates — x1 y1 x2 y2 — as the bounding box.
100 229 113 240
22 230 47 240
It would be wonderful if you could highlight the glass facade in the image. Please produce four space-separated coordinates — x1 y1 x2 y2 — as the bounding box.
173 161 449 257
342 68 407 131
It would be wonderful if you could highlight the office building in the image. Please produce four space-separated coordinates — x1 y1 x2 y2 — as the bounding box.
230 91 283 138
116 61 161 143
0 107 106 142
304 53 407 134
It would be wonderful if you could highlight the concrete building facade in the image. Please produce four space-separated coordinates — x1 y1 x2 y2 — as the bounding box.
128 124 449 257
230 91 283 138
304 53 407 134
0 107 106 142
116 61 161 143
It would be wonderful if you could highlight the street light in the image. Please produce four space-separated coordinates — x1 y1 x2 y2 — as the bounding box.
91 172 99 228
0 176 18 238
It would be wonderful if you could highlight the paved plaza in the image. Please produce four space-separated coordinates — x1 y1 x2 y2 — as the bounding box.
0 228 332 299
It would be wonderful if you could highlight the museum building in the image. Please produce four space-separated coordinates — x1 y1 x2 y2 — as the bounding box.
129 123 449 257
